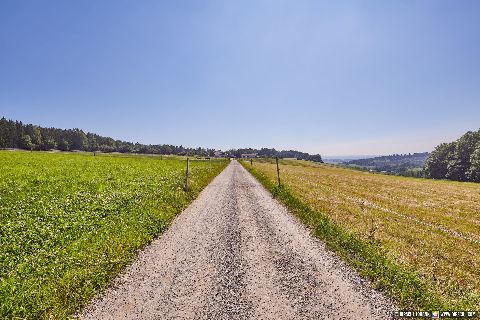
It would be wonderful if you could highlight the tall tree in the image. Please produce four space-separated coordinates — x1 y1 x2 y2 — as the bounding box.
70 129 88 150
21 134 34 150
425 129 480 182
446 131 479 181
58 139 70 151
467 145 480 182
425 142 456 179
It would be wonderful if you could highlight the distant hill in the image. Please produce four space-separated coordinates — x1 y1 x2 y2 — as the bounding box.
323 155 379 164
343 152 430 177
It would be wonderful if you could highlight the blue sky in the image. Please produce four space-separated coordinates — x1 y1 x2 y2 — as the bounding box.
1 1 479 156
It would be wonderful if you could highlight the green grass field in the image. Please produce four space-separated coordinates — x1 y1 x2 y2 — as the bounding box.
0 151 227 319
242 159 480 310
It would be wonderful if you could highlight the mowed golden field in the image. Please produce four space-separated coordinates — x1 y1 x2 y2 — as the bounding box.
242 159 480 309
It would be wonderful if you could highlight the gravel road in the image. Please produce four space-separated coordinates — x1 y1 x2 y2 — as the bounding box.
80 160 394 319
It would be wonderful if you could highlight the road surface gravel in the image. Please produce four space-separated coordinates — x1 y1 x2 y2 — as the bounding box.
80 160 394 319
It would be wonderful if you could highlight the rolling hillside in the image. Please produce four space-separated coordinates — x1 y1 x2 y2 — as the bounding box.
343 152 429 176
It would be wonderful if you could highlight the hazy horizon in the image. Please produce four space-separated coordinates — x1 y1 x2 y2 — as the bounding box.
1 1 479 155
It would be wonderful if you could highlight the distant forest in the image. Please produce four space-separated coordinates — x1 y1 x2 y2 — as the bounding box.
0 117 323 161
344 152 430 177
425 129 480 182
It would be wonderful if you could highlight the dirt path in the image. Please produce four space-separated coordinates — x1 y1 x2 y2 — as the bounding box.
80 161 393 319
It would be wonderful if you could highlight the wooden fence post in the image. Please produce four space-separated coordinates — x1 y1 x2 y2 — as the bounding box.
184 158 189 191
276 157 281 187
250 158 253 166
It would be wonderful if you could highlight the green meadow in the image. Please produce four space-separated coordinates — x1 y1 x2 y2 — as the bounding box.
0 151 227 319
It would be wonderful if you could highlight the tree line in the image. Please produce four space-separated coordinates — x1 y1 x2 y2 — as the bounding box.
0 118 323 162
425 129 480 182
227 148 323 162
0 118 215 156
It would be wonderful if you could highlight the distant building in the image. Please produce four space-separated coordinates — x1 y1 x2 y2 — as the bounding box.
214 150 224 158
241 153 258 158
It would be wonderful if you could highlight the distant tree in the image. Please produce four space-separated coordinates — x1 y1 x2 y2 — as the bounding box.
138 144 151 154
99 144 115 153
117 141 134 153
467 145 480 182
425 129 480 182
87 133 99 151
425 142 456 179
21 134 34 150
307 154 323 162
161 145 173 154
14 121 24 148
42 137 57 150
58 139 70 151
30 125 42 148
258 148 276 157
0 117 10 148
446 131 479 181
70 129 88 150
